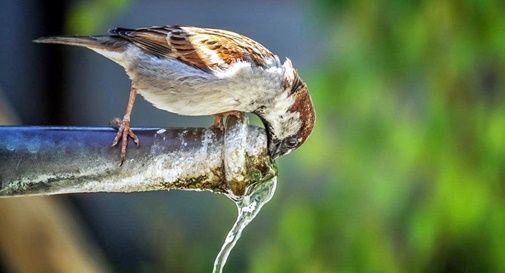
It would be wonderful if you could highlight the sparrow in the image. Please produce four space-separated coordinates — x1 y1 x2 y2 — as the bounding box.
34 25 315 163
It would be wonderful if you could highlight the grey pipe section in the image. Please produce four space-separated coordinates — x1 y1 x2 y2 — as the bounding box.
0 117 276 197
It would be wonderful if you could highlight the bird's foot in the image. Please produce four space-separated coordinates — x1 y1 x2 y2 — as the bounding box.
211 111 242 131
111 117 140 165
211 115 225 131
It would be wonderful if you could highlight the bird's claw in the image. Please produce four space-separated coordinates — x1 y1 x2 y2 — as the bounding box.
211 119 225 131
111 119 139 165
211 111 242 131
110 117 122 129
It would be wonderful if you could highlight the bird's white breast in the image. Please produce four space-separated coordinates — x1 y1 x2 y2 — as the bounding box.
113 45 285 116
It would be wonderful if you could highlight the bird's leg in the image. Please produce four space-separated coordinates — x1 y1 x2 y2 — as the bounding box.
211 111 242 130
212 115 224 130
111 86 140 165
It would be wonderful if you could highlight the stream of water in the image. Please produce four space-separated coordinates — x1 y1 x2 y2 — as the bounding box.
212 176 278 273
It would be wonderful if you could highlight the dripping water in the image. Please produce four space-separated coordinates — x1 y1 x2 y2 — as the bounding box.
213 176 278 273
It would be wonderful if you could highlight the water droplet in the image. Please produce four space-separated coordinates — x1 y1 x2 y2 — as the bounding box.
6 143 15 151
26 139 41 154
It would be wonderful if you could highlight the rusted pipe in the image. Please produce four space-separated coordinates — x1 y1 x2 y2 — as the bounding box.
0 116 276 197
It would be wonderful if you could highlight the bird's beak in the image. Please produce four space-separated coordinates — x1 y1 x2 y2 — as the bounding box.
258 114 282 159
268 140 282 159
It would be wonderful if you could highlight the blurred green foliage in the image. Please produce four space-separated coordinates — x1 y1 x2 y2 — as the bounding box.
66 0 131 33
249 1 505 272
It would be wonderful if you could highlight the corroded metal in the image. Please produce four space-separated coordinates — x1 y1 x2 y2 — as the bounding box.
0 117 276 197
223 115 250 197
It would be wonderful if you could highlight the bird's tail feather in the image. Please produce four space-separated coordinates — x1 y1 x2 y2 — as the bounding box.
33 35 126 51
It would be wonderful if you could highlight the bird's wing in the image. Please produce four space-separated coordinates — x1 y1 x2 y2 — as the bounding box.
109 25 275 71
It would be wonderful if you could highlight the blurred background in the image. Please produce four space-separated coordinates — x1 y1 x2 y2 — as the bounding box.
1 0 505 272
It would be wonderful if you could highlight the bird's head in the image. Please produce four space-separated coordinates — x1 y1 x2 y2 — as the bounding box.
256 58 315 159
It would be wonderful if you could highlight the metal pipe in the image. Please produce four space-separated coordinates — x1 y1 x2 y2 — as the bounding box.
0 117 276 197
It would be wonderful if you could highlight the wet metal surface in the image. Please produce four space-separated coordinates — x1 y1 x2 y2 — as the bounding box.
0 118 276 197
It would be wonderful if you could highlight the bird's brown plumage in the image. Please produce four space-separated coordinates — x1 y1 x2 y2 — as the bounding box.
109 25 275 71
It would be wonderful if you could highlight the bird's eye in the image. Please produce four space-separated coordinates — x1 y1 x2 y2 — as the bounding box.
285 137 298 148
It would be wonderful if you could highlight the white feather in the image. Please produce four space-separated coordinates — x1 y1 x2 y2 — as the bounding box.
261 92 301 139
103 46 286 116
